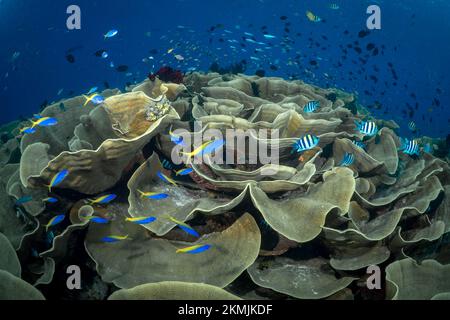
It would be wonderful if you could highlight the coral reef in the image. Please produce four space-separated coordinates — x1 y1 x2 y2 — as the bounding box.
0 73 449 300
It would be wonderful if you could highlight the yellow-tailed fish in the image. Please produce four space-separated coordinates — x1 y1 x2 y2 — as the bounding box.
157 171 177 186
165 215 199 237
176 244 211 254
47 170 69 192
45 214 65 231
101 235 130 243
125 216 157 225
137 190 169 200
88 194 117 205
31 117 58 128
181 140 213 158
175 168 193 176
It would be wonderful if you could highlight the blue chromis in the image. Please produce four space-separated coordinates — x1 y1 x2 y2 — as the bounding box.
101 235 129 243
125 216 157 225
355 120 378 136
104 29 118 39
157 171 178 186
400 139 420 156
176 244 211 254
45 214 65 231
47 169 69 192
165 215 200 238
15 196 33 205
88 194 117 205
31 117 58 128
339 153 355 167
292 135 320 153
303 100 320 113
175 168 193 176
83 216 110 224
137 190 169 200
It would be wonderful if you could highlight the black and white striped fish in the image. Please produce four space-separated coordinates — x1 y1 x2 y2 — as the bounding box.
292 134 320 153
339 153 355 167
352 140 366 149
303 100 320 113
355 120 378 136
408 121 417 132
161 159 175 170
400 139 420 156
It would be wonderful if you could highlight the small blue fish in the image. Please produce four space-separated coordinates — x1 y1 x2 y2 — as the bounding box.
15 196 33 205
175 168 193 176
166 215 200 238
200 139 225 156
176 244 211 254
20 127 37 134
169 128 185 146
138 190 169 200
340 153 355 167
126 216 157 225
292 135 320 153
89 194 117 205
303 101 320 113
400 139 420 156
104 29 118 39
47 170 69 192
84 216 110 224
44 214 65 231
423 143 433 154
101 51 109 59
157 171 177 186
352 140 366 149
263 34 277 39
355 120 378 136
42 197 58 203
87 87 98 95
31 117 58 128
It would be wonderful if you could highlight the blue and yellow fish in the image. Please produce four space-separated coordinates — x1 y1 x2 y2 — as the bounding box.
87 87 98 95
339 153 355 167
165 215 199 238
125 216 157 225
31 117 58 128
101 235 130 243
303 100 320 113
169 127 185 146
45 214 65 231
47 170 69 192
157 171 178 186
88 194 117 205
292 135 320 153
176 244 211 254
138 190 169 200
20 127 37 134
355 120 378 136
400 139 420 156
42 197 58 203
83 216 110 224
175 168 193 176
181 140 213 158
83 93 105 107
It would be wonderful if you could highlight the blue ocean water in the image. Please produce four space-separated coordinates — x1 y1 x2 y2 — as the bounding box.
0 0 449 138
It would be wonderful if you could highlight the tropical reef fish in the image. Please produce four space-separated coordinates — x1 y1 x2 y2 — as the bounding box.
303 100 320 113
355 120 378 136
88 194 117 205
47 169 69 192
408 121 417 132
157 171 178 186
263 34 277 39
15 196 33 206
340 153 355 167
83 216 110 224
83 93 105 106
175 168 193 176
161 159 174 170
125 216 157 225
181 140 214 157
176 244 211 254
306 11 322 22
31 117 58 128
104 29 118 39
165 215 200 237
352 140 366 149
400 139 420 156
45 214 65 231
329 4 340 10
292 135 320 153
423 143 433 154
137 190 169 200
20 127 37 134
42 197 58 203
169 127 185 146
87 87 98 95
101 235 130 243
